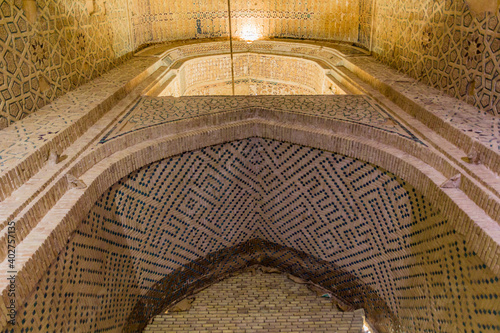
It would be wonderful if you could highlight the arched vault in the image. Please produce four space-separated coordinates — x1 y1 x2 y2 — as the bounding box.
0 41 499 333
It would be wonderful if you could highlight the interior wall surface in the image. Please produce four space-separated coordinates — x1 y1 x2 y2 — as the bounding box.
372 0 500 116
0 0 368 128
0 0 134 127
163 53 337 96
5 0 500 131
181 78 319 96
181 54 327 93
9 138 500 333
131 0 362 47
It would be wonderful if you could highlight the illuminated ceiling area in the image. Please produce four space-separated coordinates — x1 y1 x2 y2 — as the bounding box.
159 53 346 96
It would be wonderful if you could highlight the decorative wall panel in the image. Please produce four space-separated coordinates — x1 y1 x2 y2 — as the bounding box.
0 0 371 128
0 0 133 127
9 138 500 333
161 53 337 96
358 0 373 48
181 54 327 93
99 96 422 145
373 0 500 116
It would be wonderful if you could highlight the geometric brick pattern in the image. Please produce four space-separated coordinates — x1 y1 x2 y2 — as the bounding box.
143 270 365 333
373 0 500 116
9 138 500 333
0 0 370 128
0 55 155 173
125 239 392 332
346 55 500 152
183 78 318 96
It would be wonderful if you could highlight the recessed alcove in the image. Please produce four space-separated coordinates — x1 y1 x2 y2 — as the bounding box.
158 53 347 96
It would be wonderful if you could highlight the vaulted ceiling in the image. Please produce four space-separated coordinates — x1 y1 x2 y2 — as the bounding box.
1 0 500 126
129 0 368 47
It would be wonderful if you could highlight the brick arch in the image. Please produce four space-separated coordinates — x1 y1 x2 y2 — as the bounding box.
8 137 500 333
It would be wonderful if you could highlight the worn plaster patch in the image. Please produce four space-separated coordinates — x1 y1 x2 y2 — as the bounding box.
465 0 499 15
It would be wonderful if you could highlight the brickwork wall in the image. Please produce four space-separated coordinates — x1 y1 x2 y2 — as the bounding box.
183 78 318 96
0 0 367 128
143 270 364 333
358 0 373 48
7 138 500 333
372 0 500 116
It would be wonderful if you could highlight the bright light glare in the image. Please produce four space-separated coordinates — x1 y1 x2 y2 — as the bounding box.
240 24 260 43
363 324 372 332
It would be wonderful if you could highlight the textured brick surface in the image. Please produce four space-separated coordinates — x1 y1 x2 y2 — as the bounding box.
0 30 499 333
144 270 364 333
0 0 134 126
0 0 365 128
7 138 499 333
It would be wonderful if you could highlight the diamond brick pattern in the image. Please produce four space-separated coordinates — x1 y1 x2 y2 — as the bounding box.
8 138 500 333
100 95 424 145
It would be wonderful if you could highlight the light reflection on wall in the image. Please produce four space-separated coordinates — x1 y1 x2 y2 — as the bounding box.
238 21 261 43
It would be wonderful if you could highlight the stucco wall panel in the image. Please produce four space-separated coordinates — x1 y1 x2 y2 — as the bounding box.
372 0 500 116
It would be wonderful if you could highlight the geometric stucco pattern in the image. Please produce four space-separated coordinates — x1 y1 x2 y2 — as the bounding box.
9 138 500 333
373 0 500 116
0 0 133 127
346 56 500 152
2 0 374 129
143 271 365 332
99 96 424 145
0 55 156 173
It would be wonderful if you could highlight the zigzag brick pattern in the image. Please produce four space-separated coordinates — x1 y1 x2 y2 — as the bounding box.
8 138 500 333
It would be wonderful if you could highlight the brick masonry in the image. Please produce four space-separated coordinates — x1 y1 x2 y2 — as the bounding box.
0 37 499 333
6 138 499 333
0 0 365 128
0 0 134 127
143 269 364 333
3 0 500 129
